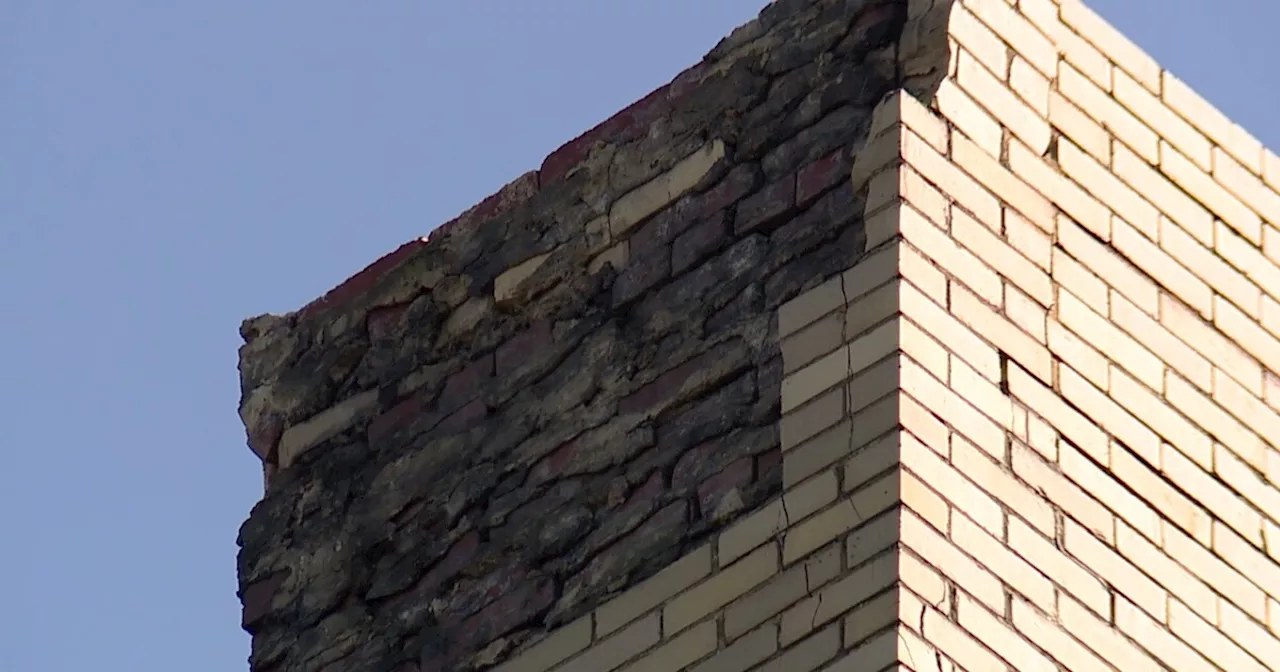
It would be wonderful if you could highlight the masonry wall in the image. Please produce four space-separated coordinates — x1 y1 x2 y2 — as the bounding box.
232 0 952 670
840 0 1280 669
235 0 1280 670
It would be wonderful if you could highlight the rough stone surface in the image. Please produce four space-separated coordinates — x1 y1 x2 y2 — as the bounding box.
233 0 950 670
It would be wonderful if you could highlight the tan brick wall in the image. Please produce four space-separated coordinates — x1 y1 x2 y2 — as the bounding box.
480 1 1280 670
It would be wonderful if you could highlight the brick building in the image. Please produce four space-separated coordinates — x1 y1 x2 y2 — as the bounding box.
234 0 1280 670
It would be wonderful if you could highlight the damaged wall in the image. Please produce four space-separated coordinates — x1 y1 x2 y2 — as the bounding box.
232 0 951 670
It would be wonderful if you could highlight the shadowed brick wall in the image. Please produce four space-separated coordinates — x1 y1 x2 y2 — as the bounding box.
234 0 1280 670
233 0 951 670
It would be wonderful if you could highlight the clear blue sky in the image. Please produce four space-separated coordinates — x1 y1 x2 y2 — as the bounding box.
1 1 1276 670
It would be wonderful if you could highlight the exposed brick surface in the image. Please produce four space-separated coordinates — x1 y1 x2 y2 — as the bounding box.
234 1 1280 671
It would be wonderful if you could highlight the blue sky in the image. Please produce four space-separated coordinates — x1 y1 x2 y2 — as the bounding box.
1 1 1276 670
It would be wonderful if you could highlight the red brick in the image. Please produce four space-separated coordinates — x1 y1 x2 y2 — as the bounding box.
797 152 847 206
496 320 554 376
435 398 488 435
367 390 428 445
298 239 427 319
366 302 412 340
247 414 284 461
698 457 754 517
618 352 712 416
540 86 673 184
241 570 289 631
736 174 798 234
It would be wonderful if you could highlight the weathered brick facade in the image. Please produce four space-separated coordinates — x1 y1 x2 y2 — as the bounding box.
234 0 1280 670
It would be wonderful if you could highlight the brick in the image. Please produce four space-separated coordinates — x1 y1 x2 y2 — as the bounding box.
810 550 898 628
954 513 1055 612
1022 0 1112 90
719 500 786 568
778 276 843 338
952 281 1054 383
964 0 1057 76
688 621 776 672
556 614 660 672
723 564 806 642
1213 521 1280 596
1010 55 1051 116
958 593 1058 672
921 604 1006 672
1163 71 1264 174
1062 288 1167 391
951 133 1056 233
1053 247 1108 316
1111 216 1212 319
1059 364 1160 465
1013 440 1116 543
841 589 901 648
781 310 843 374
1005 208 1052 271
1113 69 1212 170
901 355 1005 452
1060 215 1159 315
899 548 947 606
493 615 592 672
901 164 951 227
780 386 843 450
1057 593 1163 672
618 619 716 672
1163 521 1268 622
1217 221 1280 305
1114 144 1214 246
852 126 906 194
1046 322 1103 393
833 628 901 672
933 78 1003 158
1214 443 1280 524
494 252 552 304
664 543 777 635
843 244 900 303
950 4 1009 79
1008 596 1111 670
900 393 949 456
1163 443 1263 546
596 544 712 635
1060 0 1161 92
1060 140 1161 240
1160 293 1262 395
896 318 945 384
845 508 899 570
762 623 842 672
1048 90 1111 164
781 347 847 414
1214 147 1280 225
899 278 1001 382
1058 63 1159 165
1116 520 1217 622
901 508 1003 612
784 472 898 565
1065 518 1168 621
952 433 1055 536
1114 597 1217 672
1166 373 1266 473
1162 142 1263 245
1008 516 1110 618
898 458 957 535
1110 437 1211 544
277 390 378 468
1212 367 1280 450
783 469 839 525
902 129 1001 227
1111 291 1212 391
1220 599 1280 670
1009 138 1109 236
949 354 1013 431
844 279 900 341
1215 296 1280 378
1169 599 1269 672
848 356 905 415
1005 283 1048 343
1059 437 1160 543
1009 352 1110 451
610 140 725 237
956 49 1051 154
